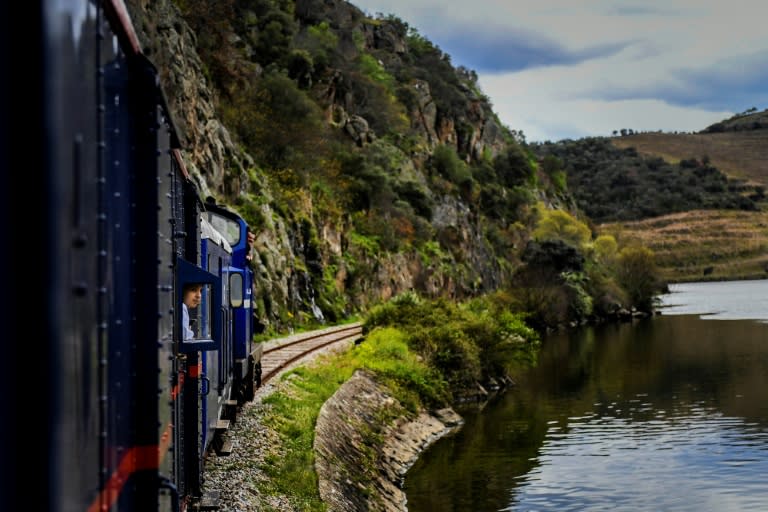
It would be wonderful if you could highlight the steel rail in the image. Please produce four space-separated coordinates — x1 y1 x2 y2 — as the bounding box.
262 323 362 355
260 324 363 385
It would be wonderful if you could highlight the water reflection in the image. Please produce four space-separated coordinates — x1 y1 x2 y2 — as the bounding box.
405 281 768 511
508 405 768 512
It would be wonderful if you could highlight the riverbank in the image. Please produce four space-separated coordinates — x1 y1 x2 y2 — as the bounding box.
202 295 542 510
403 293 768 510
201 347 465 511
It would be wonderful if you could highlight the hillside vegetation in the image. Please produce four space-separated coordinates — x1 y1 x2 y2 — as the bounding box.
531 137 761 224
610 130 768 186
119 0 667 333
600 210 768 283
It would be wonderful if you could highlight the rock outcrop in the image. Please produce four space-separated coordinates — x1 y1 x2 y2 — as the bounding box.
314 370 463 511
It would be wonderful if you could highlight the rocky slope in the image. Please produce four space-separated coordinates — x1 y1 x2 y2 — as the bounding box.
123 0 560 332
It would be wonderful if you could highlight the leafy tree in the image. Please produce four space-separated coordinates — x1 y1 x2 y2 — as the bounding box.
338 153 393 212
299 21 338 76
236 0 297 67
616 246 659 311
521 239 585 276
394 181 434 219
222 70 325 172
540 154 562 176
286 49 314 88
430 144 471 186
494 143 535 187
533 207 592 250
591 234 618 269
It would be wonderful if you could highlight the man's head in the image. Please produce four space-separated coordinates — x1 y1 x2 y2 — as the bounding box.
182 283 203 308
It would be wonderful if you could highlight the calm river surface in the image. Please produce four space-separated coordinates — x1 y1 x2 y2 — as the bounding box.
405 280 768 511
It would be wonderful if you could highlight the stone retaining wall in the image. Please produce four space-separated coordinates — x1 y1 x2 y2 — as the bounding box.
314 370 463 511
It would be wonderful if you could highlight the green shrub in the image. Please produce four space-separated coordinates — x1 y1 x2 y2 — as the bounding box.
358 53 396 92
430 144 471 186
561 271 594 319
352 327 449 409
616 245 660 311
462 292 540 372
364 293 540 395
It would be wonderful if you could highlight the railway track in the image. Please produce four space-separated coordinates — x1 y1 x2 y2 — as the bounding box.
258 322 363 385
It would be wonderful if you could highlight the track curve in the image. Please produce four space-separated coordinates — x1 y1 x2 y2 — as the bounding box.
259 322 363 385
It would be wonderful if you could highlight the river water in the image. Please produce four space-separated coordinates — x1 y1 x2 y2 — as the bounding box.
405 279 768 511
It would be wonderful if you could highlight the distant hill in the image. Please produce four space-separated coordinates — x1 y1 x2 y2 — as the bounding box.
530 137 761 224
600 112 768 282
610 129 768 187
702 108 768 133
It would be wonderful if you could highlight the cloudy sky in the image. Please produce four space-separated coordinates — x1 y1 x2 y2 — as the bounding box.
350 0 768 142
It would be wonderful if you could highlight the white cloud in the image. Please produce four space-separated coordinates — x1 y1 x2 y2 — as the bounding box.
350 0 768 141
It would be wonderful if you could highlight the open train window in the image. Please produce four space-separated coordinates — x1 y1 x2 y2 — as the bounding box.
176 257 221 352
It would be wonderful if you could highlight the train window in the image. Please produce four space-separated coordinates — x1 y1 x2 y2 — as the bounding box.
183 283 213 340
207 212 241 247
230 273 243 308
176 257 222 352
208 253 219 275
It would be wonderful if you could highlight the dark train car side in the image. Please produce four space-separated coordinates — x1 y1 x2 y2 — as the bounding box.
38 2 187 509
3 2 261 511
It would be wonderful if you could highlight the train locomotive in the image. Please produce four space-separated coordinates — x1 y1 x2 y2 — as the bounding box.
1 1 261 510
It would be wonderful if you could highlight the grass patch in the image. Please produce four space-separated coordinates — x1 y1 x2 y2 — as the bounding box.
259 360 352 510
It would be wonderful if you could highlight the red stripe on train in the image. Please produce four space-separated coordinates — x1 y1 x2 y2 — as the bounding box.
86 421 174 511
188 361 202 378
171 371 186 400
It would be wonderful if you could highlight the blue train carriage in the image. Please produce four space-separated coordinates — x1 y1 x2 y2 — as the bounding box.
203 201 262 402
196 218 235 460
177 200 259 502
174 173 223 506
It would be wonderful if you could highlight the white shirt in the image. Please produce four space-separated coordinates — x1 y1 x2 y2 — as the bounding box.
182 303 194 340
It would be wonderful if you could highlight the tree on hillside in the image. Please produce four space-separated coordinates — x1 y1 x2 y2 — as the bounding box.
591 234 618 269
616 246 659 312
533 208 591 250
494 144 534 188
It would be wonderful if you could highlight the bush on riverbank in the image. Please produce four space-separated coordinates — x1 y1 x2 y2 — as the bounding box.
364 291 540 398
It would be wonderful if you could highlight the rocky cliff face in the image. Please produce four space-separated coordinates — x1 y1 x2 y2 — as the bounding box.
127 0 250 199
124 0 531 330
